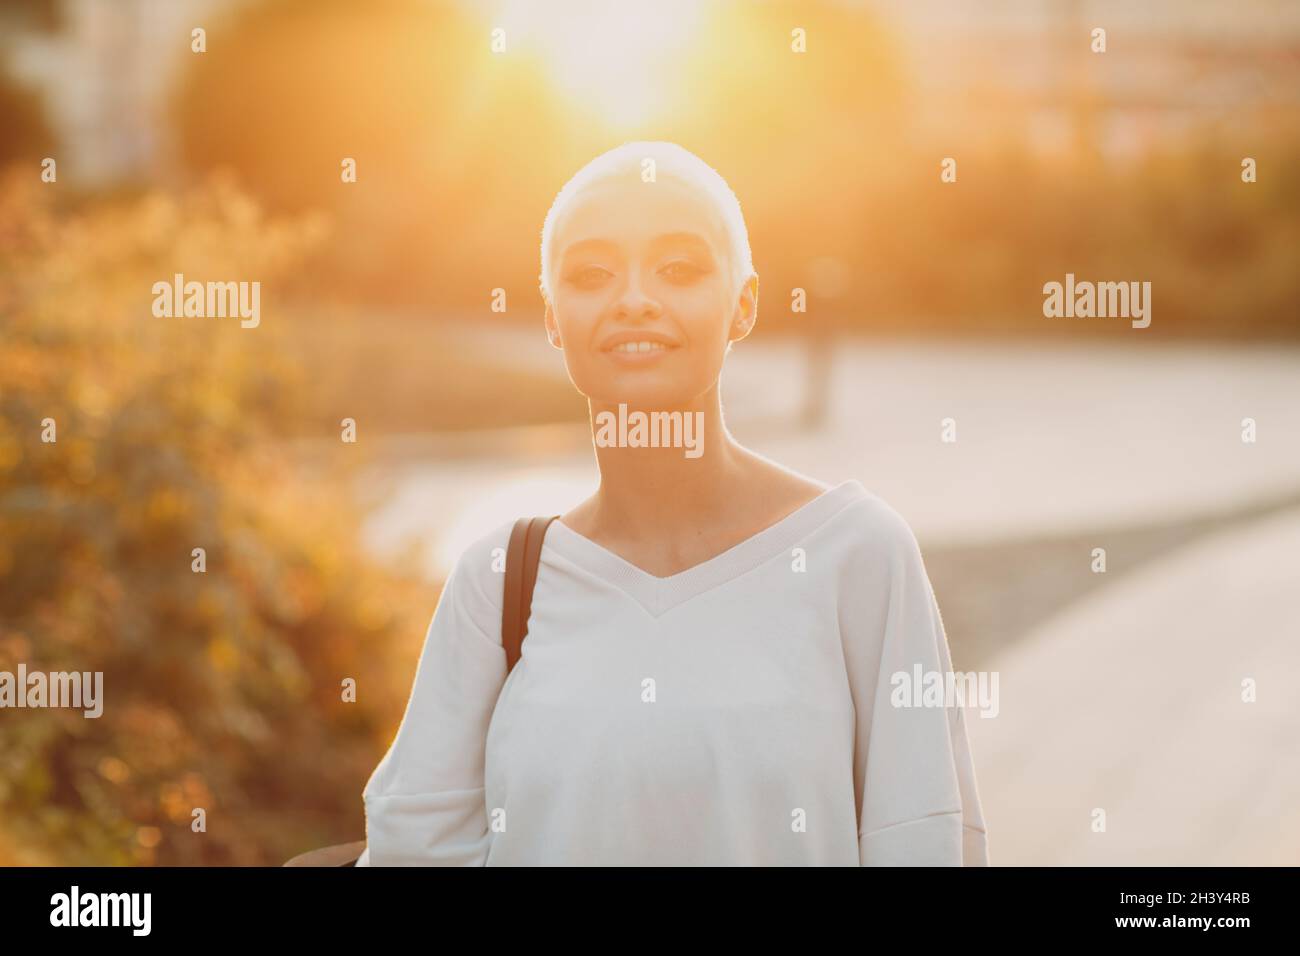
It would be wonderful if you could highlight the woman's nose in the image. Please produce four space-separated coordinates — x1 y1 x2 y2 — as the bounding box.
612 269 661 320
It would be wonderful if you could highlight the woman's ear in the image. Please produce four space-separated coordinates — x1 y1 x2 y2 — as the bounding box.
543 299 562 349
728 273 759 343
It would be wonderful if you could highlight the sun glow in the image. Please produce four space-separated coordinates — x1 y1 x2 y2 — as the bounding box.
492 0 705 128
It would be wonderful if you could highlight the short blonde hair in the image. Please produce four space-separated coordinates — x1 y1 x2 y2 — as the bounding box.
538 141 754 306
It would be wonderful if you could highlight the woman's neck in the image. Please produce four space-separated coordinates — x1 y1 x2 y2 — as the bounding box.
576 386 758 541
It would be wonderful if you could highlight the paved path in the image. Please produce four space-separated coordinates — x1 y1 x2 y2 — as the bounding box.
964 505 1300 865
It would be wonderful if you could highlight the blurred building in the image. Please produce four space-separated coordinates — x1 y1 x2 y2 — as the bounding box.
3 0 231 186
3 0 1300 187
873 0 1300 158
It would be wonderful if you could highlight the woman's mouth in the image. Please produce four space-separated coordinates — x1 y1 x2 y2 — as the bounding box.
608 341 672 354
599 331 682 364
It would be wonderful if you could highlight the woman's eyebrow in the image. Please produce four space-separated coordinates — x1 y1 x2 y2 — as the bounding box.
560 232 716 269
650 231 714 253
564 238 617 253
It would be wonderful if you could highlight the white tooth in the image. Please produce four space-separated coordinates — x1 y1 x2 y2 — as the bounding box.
611 340 670 352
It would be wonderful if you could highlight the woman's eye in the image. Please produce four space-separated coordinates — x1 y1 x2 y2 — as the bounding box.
570 266 612 286
661 260 704 282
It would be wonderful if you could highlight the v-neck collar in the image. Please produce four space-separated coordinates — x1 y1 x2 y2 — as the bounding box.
542 479 869 618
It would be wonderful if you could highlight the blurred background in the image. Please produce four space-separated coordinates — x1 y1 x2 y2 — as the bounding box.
0 0 1297 865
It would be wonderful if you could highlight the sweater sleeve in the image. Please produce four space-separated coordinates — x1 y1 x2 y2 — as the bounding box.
356 544 507 866
846 505 989 866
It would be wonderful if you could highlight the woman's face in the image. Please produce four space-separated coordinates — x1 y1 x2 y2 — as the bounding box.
544 175 756 410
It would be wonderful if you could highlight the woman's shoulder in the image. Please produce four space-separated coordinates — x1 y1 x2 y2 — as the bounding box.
452 517 518 575
438 518 519 628
747 453 923 565
819 481 927 566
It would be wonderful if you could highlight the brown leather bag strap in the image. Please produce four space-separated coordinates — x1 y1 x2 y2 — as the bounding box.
502 515 558 675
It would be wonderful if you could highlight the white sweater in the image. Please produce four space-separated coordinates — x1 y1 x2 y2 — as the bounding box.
357 480 989 866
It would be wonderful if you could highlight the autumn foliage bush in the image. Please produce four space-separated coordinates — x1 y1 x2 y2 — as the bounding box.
0 169 429 864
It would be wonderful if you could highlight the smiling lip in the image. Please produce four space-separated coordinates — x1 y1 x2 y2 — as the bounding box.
599 330 682 354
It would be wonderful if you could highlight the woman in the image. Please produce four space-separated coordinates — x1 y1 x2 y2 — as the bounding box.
357 141 989 866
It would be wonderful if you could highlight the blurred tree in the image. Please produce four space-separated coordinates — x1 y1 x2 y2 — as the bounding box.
170 0 570 309
0 0 60 165
0 169 430 864
0 0 65 32
0 71 57 165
